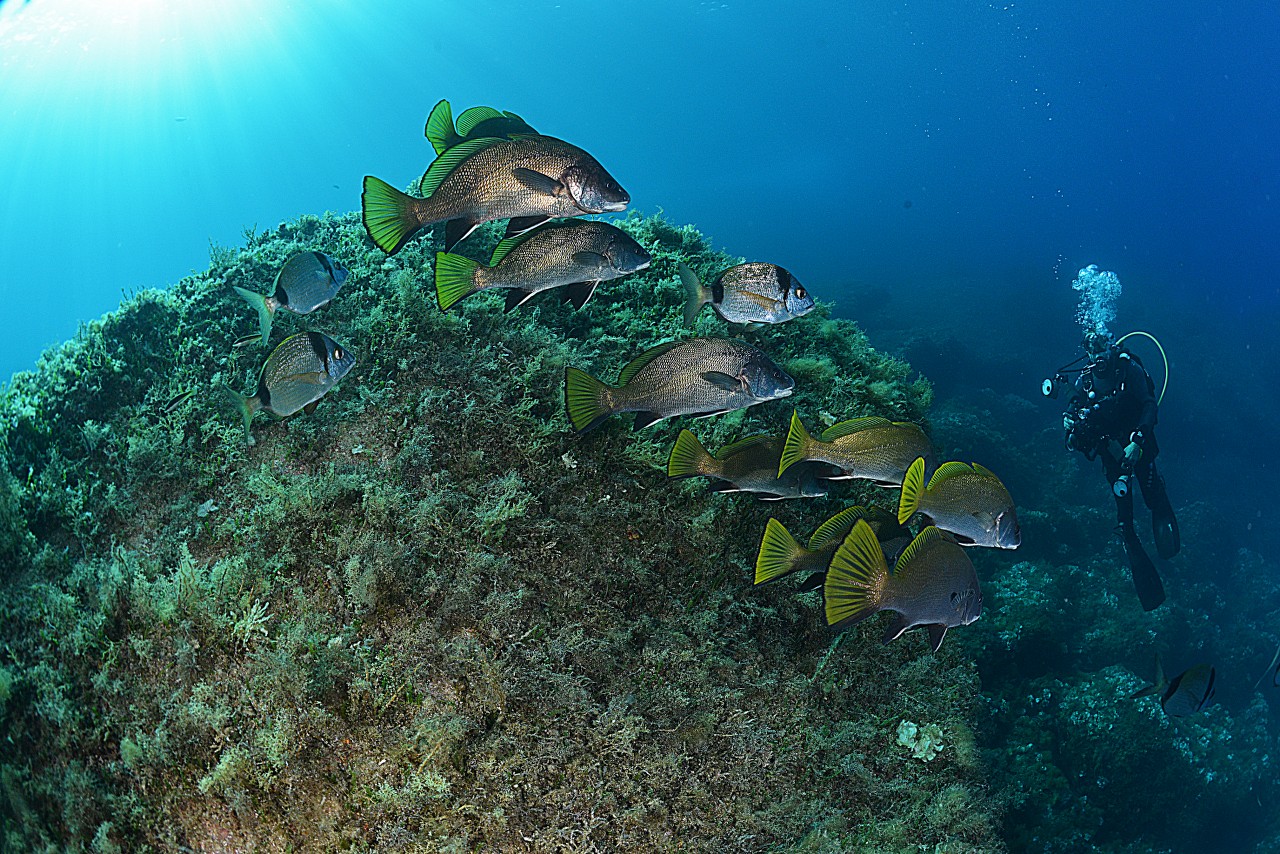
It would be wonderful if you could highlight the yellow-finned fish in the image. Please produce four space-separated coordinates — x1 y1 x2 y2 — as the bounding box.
434 220 651 312
778 410 934 487
823 521 981 652
424 99 538 155
679 261 814 328
362 134 629 256
897 457 1021 549
753 505 909 589
666 429 836 500
232 251 349 346
564 339 794 434
224 332 356 445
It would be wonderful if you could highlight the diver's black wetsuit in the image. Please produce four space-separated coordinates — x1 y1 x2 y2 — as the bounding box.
1064 345 1179 610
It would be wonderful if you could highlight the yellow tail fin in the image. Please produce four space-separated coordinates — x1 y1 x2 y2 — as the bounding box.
362 175 422 255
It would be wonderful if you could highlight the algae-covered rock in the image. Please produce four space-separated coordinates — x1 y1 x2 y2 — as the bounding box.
0 212 999 851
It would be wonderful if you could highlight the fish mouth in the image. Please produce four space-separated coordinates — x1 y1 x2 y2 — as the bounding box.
601 200 629 212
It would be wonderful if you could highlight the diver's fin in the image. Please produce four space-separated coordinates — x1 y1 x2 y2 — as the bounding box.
1121 526 1166 611
1153 512 1181 560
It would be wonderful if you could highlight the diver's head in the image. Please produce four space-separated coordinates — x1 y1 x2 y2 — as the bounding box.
1084 331 1119 372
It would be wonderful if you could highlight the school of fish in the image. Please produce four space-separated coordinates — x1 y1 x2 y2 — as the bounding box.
215 98 1220 712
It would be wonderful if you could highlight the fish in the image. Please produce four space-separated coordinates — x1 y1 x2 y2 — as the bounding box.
434 220 651 312
679 261 814 328
823 521 981 652
1131 655 1217 717
232 251 349 345
754 505 910 590
362 135 630 256
564 338 794 434
666 429 837 500
223 331 356 445
424 99 538 155
777 410 934 487
897 457 1021 548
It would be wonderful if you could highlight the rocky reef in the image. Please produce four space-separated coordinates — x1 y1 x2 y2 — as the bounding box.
0 212 1000 851
933 389 1280 853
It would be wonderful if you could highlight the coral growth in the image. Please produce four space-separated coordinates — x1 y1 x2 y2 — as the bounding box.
0 212 997 850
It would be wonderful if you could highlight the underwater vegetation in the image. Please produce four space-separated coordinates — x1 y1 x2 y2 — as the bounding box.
0 210 1005 851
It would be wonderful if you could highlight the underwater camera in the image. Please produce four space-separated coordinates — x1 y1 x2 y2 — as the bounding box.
1042 372 1068 399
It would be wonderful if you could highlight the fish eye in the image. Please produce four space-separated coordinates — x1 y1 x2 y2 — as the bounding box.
795 287 807 299
334 347 344 360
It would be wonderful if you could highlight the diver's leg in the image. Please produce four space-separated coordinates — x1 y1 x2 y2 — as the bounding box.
1138 458 1180 559
1102 446 1165 610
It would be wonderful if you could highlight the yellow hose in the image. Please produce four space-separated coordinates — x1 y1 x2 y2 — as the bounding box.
1116 330 1169 405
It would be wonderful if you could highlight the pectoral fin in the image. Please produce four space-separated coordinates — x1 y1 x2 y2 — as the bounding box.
513 168 565 197
700 371 745 392
302 400 320 415
571 251 608 268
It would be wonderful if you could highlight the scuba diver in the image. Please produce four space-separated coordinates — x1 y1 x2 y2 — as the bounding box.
1044 330 1180 611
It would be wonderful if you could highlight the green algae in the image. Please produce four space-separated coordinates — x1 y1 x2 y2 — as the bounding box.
0 211 999 851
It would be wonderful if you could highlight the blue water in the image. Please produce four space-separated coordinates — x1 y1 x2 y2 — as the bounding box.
2 1 1279 847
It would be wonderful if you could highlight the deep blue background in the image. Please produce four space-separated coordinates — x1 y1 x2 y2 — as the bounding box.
1 0 1276 553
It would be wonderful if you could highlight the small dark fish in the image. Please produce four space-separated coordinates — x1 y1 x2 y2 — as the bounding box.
898 457 1021 548
779 410 934 487
679 261 814 328
362 135 629 255
565 338 794 434
163 389 196 415
224 332 356 445
434 220 651 312
667 429 835 500
1131 655 1217 717
754 505 909 589
233 251 349 345
424 99 538 155
824 521 981 652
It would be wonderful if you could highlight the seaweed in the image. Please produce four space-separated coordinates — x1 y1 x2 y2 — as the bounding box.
0 211 998 851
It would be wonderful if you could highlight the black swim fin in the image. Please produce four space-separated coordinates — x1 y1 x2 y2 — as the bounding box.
1153 511 1180 560
1121 525 1166 611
